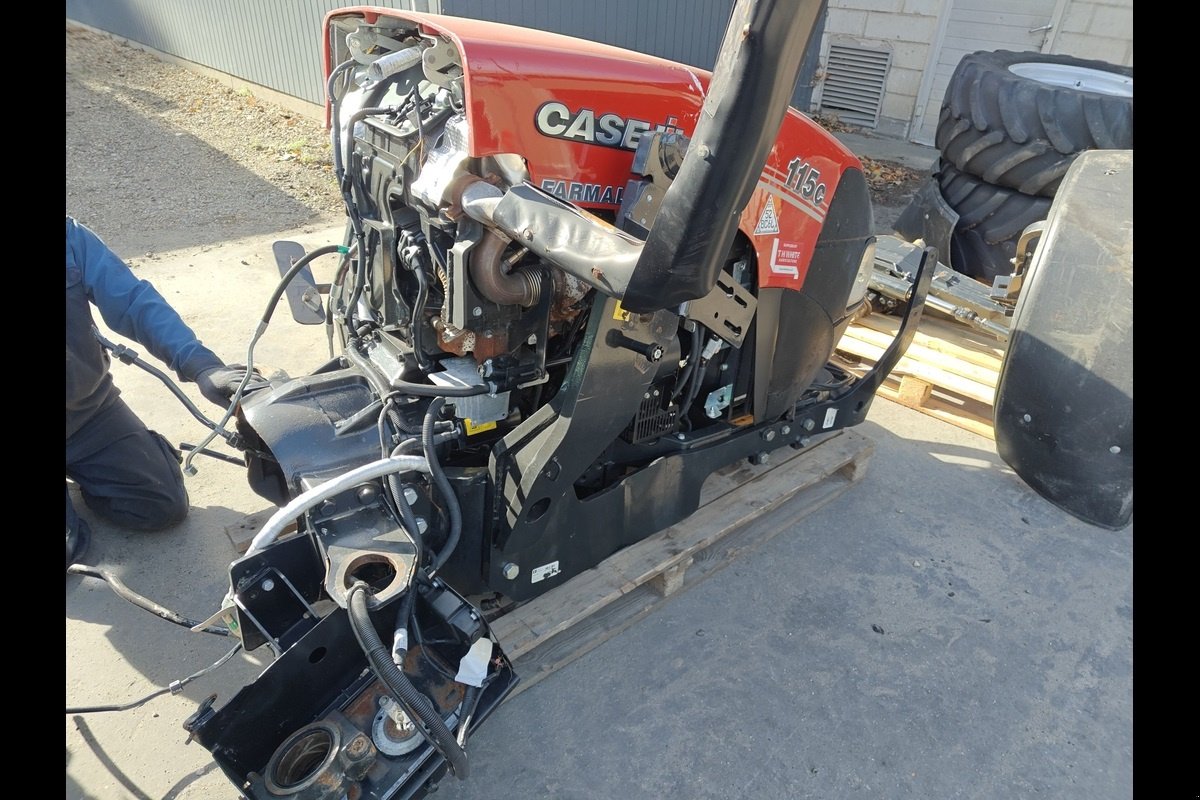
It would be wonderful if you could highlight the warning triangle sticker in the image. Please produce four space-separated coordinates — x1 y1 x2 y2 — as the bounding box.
754 198 780 235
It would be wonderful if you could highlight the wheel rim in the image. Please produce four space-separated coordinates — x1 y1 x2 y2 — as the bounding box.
1008 63 1132 97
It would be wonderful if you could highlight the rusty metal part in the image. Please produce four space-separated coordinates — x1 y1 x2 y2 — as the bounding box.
372 695 423 756
550 270 591 324
432 316 476 357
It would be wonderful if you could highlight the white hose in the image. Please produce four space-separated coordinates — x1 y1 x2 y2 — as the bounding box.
244 455 432 556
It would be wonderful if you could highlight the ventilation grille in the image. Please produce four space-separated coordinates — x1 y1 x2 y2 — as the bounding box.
819 43 892 128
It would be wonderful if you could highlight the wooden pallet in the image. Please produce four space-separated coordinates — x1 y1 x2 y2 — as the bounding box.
489 428 873 699
834 312 1006 439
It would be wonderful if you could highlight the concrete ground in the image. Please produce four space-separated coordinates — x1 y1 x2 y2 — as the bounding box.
65 56 1129 799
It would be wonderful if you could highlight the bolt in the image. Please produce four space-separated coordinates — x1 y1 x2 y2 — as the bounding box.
357 485 378 504
1022 413 1032 423
347 735 369 757
646 192 653 201
781 425 791 435
522 228 534 241
527 334 538 345
403 486 419 505
802 418 815 431
484 329 494 339
762 429 776 442
676 433 686 440
749 451 769 466
320 499 337 515
1109 445 1121 454
415 517 429 534
719 363 729 371
472 306 483 317
502 562 520 580
652 389 660 397
697 144 711 159
644 392 651 400
261 578 275 592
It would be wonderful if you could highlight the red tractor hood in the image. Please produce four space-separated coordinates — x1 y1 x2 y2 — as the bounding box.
325 7 861 290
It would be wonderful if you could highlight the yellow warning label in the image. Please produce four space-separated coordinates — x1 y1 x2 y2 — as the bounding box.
464 418 497 436
612 300 632 322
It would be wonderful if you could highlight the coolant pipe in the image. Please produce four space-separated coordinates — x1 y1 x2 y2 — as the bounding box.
243 455 431 556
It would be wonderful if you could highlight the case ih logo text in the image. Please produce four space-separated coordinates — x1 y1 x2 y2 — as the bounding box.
535 101 681 151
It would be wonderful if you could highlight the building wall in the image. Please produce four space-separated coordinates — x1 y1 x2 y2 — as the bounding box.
816 0 944 138
1048 0 1133 65
816 0 1132 141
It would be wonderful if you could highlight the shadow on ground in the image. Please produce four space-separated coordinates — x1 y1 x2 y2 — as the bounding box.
66 75 323 256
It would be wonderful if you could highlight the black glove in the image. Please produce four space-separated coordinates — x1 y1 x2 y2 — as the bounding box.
194 364 268 408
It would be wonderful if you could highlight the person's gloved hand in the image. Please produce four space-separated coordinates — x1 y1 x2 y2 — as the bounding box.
195 364 269 408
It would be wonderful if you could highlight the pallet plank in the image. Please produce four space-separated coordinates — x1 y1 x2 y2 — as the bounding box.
855 313 1005 368
836 335 996 404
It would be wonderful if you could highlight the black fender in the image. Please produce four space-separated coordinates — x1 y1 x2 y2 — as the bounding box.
993 150 1132 529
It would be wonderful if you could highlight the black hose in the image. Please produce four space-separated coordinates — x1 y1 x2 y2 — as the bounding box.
409 263 434 372
66 643 242 715
92 328 229 438
424 398 462 571
346 583 469 779
669 328 697 403
66 564 231 637
327 59 357 183
178 443 245 466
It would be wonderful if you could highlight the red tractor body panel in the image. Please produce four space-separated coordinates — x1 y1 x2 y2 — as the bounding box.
324 7 863 291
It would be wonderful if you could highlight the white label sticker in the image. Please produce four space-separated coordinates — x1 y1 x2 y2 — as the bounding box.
823 408 838 429
531 560 561 584
754 198 780 235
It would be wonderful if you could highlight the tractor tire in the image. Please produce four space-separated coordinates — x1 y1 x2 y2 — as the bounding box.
937 161 1052 282
935 51 1133 197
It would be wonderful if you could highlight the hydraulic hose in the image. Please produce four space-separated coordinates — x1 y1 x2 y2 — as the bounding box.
244 454 431 556
346 582 469 779
669 328 697 403
92 328 229 438
327 59 357 179
409 261 434 372
66 643 242 715
67 564 231 637
424 398 462 571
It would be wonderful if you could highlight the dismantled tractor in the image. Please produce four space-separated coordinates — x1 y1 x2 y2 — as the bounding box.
185 1 937 797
